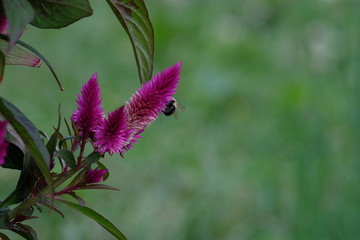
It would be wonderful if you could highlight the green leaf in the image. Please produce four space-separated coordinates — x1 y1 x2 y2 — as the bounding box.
0 153 37 207
96 161 109 181
2 0 35 46
46 131 58 160
0 206 10 228
55 149 76 169
45 104 60 159
57 199 127 240
68 168 87 187
15 38 63 91
0 232 11 240
2 142 24 170
0 207 10 216
29 0 93 29
3 122 26 152
58 136 76 149
0 97 54 194
0 34 64 91
0 39 41 67
0 50 5 84
78 184 120 191
66 191 85 207
11 223 38 240
106 0 154 83
85 151 101 164
37 200 64 218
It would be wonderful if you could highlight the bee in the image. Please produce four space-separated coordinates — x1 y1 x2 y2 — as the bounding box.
162 98 185 119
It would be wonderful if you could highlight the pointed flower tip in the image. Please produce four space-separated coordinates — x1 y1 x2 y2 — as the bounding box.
175 60 182 69
72 73 104 139
90 72 98 81
0 121 9 166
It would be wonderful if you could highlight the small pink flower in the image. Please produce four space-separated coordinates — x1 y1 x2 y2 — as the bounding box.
93 106 130 155
72 73 104 139
85 168 108 184
0 121 9 165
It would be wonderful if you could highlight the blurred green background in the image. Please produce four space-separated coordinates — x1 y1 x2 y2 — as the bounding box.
1 0 360 239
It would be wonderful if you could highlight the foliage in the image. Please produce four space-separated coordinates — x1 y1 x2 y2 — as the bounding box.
0 0 166 239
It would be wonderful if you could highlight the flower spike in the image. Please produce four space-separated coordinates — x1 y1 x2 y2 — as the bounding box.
122 61 181 150
72 73 104 139
93 106 130 155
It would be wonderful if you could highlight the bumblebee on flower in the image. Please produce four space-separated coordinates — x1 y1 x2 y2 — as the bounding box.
71 61 182 156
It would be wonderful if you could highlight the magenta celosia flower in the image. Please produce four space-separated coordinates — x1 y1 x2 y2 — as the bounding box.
72 73 104 139
0 121 9 165
85 168 109 184
122 61 181 150
90 61 181 155
93 106 130 155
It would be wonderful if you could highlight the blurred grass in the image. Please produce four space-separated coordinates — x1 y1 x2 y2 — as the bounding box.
1 0 360 239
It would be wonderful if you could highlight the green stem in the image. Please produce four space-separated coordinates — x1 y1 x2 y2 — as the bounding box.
7 161 88 220
77 140 86 167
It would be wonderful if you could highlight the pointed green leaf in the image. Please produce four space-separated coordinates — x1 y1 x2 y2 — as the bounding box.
2 142 24 170
3 122 26 152
0 97 54 194
0 34 63 90
58 199 127 240
66 192 85 207
0 232 11 240
37 200 64 218
11 223 38 240
106 0 154 83
0 207 10 216
2 0 35 46
85 151 101 164
58 136 76 149
55 149 76 169
46 131 58 160
0 50 5 84
96 161 109 181
15 39 63 91
0 207 10 228
0 39 41 67
0 153 37 207
68 168 87 188
29 0 93 29
78 184 120 191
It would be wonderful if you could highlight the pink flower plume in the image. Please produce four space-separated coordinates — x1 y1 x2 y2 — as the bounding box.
72 73 104 139
0 121 9 165
93 106 130 155
122 61 181 150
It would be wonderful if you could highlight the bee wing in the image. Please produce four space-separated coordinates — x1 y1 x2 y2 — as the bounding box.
173 111 179 120
177 103 185 112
